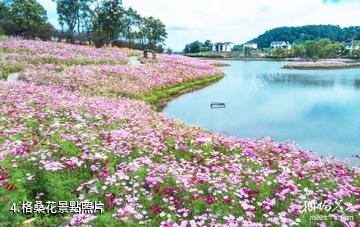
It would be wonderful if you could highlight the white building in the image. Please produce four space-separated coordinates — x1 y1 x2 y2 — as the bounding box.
270 41 292 50
344 40 360 51
212 42 234 52
243 43 257 49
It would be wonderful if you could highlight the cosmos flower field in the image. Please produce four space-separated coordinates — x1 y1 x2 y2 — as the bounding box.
0 39 359 226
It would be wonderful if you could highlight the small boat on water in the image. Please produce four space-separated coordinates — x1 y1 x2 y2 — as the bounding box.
210 102 226 109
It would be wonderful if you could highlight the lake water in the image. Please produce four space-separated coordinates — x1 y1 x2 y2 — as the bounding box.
162 60 360 164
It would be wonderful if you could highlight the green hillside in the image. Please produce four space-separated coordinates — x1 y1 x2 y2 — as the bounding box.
249 25 360 48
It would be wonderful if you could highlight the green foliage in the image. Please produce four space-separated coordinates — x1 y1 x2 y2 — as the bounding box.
0 1 10 20
250 25 360 48
122 7 141 48
142 16 167 49
50 0 168 51
292 44 306 58
244 46 251 58
10 0 51 38
0 0 54 40
292 39 342 59
11 0 47 26
91 0 167 50
93 0 124 41
0 156 94 226
269 39 343 59
351 48 360 59
270 48 290 58
37 22 55 41
0 19 16 35
52 0 94 37
210 62 231 67
232 44 243 51
78 0 94 33
184 40 212 54
0 65 25 80
141 73 224 111
53 0 78 33
92 31 107 48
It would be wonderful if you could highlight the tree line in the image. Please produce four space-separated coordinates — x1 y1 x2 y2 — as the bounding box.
0 0 54 40
183 40 243 54
0 0 168 51
184 40 212 53
270 39 360 59
250 25 360 48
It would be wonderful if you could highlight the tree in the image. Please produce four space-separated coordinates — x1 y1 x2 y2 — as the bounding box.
94 0 124 42
270 47 290 58
232 45 243 51
0 18 16 35
10 0 52 38
79 0 94 34
185 41 202 53
184 41 202 53
143 16 167 50
291 44 306 58
49 0 168 49
52 0 94 42
0 1 10 20
0 2 12 35
36 22 55 40
123 7 141 48
286 39 343 59
201 40 212 52
134 15 148 48
352 48 360 59
183 40 213 53
53 0 80 38
244 46 251 58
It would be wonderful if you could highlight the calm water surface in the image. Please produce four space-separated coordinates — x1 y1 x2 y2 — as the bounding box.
162 61 360 163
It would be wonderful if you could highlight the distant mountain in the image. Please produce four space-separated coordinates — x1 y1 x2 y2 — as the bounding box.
248 25 360 48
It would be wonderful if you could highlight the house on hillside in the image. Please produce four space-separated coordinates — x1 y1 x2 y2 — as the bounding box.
243 43 258 50
344 40 360 51
270 41 291 50
211 42 235 52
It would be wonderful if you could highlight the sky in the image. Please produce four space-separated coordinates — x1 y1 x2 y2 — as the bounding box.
39 0 360 51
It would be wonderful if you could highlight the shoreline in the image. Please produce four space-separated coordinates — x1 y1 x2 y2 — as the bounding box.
187 54 360 64
282 58 360 70
283 63 360 70
192 56 360 70
141 73 225 111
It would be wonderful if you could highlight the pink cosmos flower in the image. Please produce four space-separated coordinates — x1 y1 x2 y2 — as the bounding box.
204 196 214 205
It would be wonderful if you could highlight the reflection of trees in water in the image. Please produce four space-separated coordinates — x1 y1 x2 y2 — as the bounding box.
256 73 336 88
352 79 360 88
255 73 360 89
249 71 360 90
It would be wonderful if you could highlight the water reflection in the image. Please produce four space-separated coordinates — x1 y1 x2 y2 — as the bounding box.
257 73 336 87
162 61 360 165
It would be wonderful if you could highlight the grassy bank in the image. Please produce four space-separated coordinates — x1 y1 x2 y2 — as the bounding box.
141 73 224 111
210 62 231 67
0 64 27 80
